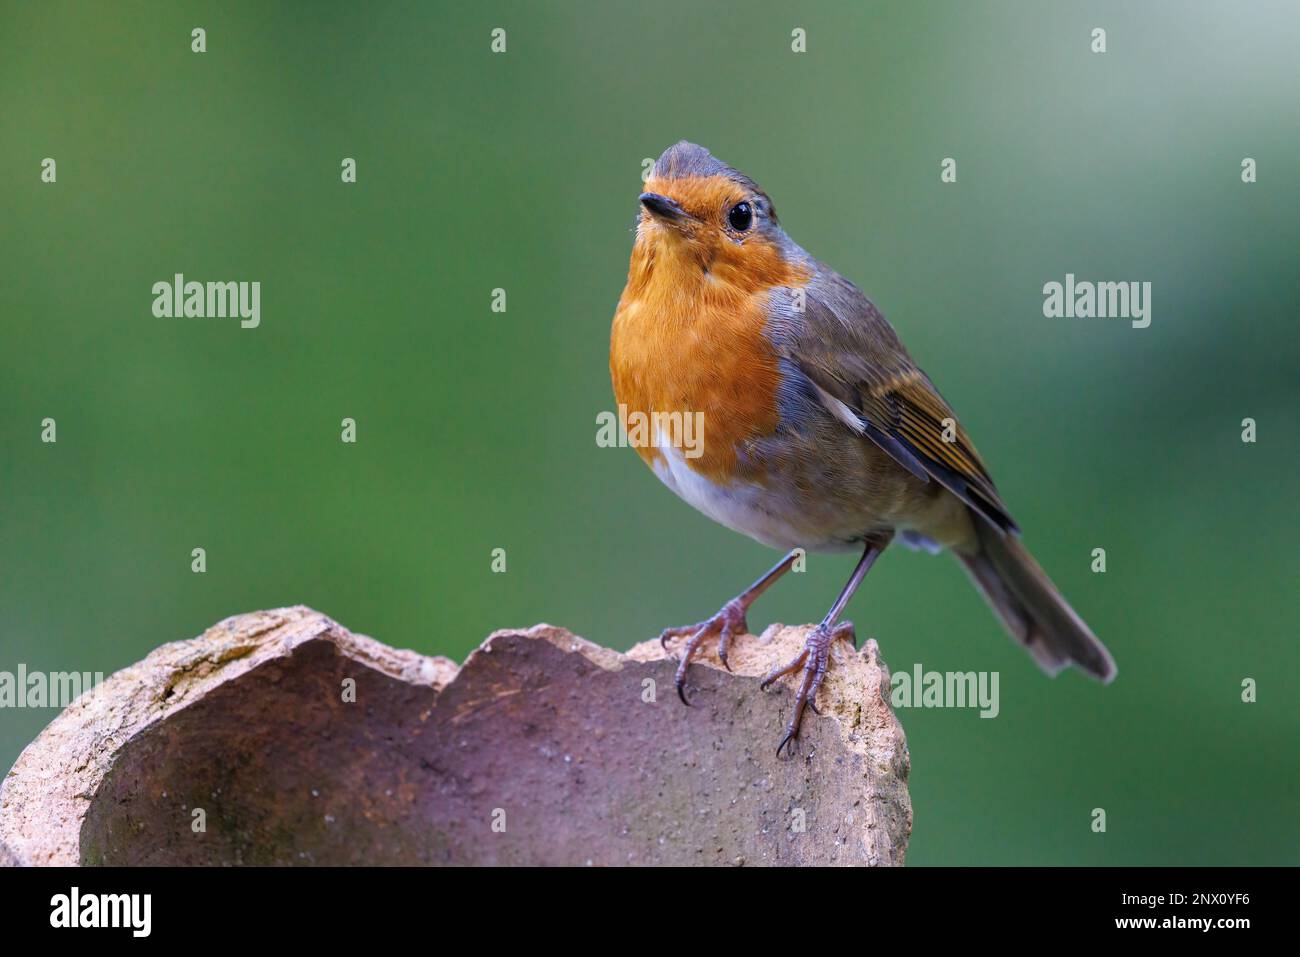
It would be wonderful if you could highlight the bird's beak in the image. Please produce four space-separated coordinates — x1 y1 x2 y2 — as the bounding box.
639 192 689 223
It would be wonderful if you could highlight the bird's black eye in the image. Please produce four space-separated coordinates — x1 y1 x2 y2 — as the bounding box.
728 202 753 232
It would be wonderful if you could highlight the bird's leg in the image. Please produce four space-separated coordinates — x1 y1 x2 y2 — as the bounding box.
661 549 800 704
761 533 893 756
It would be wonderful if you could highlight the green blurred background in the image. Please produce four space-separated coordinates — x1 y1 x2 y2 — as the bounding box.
2 1 1297 865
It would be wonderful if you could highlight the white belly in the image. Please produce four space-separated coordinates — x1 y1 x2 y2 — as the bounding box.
651 441 859 552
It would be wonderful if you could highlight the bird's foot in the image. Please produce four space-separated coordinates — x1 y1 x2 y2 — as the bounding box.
760 620 857 756
659 597 750 704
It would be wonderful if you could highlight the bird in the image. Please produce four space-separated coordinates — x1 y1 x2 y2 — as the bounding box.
610 141 1116 755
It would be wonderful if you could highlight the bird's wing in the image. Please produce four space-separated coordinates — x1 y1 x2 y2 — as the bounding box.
776 272 1018 535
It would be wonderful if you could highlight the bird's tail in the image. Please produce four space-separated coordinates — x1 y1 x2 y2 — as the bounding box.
955 518 1116 682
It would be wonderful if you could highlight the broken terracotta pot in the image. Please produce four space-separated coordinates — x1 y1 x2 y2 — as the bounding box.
0 607 911 866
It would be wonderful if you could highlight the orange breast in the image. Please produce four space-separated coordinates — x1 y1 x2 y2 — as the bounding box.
610 237 808 485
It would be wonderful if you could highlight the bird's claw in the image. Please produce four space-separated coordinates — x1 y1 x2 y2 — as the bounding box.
659 597 750 704
761 620 856 756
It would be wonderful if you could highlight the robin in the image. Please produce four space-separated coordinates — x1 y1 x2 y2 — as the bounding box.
610 141 1116 754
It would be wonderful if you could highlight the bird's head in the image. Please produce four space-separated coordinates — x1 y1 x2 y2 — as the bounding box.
632 141 804 293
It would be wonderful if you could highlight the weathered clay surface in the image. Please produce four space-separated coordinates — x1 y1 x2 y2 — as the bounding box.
0 607 910 866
